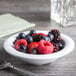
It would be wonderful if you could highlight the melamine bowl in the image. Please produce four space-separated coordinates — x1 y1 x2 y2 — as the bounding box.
4 30 75 65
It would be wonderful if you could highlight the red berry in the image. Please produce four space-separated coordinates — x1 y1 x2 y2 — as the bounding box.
32 33 46 37
15 39 27 50
37 40 54 54
27 42 39 53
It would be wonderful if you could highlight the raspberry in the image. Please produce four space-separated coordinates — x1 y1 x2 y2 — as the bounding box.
33 35 44 42
37 40 54 54
27 42 39 53
32 33 46 37
15 39 27 50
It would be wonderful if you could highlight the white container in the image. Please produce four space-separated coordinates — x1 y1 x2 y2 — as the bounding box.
4 30 75 65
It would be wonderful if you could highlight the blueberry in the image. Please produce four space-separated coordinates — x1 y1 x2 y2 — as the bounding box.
47 32 54 41
18 33 26 39
43 37 50 42
18 45 27 53
16 36 20 40
26 36 33 44
29 29 36 36
58 39 65 50
30 48 37 54
13 39 17 44
25 34 30 38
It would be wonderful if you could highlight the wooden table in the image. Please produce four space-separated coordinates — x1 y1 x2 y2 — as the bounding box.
0 0 76 76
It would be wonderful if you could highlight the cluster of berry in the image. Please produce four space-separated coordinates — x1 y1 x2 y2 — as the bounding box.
13 29 65 54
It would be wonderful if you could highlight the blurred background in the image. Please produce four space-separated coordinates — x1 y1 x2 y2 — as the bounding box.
0 0 50 22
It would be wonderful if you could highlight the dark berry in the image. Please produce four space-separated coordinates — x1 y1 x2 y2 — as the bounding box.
18 33 26 39
29 29 36 36
51 29 60 38
25 34 30 38
47 32 54 41
16 36 20 40
26 36 33 44
58 39 65 50
13 39 17 44
43 37 50 42
18 45 27 53
52 42 59 52
33 35 44 42
53 36 61 42
30 48 37 54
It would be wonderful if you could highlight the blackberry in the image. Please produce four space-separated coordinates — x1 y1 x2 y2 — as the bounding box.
51 29 60 39
52 42 59 52
58 39 65 50
53 36 61 43
33 35 44 42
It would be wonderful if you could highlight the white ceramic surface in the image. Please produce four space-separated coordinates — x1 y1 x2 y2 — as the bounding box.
3 30 75 65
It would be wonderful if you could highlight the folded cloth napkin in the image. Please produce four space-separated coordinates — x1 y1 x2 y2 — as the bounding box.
0 14 35 38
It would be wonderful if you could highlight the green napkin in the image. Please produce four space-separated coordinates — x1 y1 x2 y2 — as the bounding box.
0 14 35 38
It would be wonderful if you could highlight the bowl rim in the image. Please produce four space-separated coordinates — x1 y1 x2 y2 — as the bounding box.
3 30 75 60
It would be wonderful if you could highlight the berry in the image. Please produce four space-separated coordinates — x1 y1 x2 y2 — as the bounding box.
47 32 54 41
51 29 60 39
29 29 36 36
43 37 50 42
53 36 61 42
13 39 17 44
25 34 30 38
32 33 46 37
15 39 27 50
58 39 65 50
16 36 20 40
30 48 38 54
26 36 33 44
33 35 44 42
27 42 39 53
18 33 26 39
18 45 27 53
37 40 54 54
52 42 59 52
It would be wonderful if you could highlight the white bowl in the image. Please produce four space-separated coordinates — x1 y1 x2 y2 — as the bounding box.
4 30 75 65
